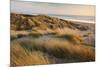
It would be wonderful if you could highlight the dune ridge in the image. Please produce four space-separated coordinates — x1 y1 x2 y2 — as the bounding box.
10 13 95 67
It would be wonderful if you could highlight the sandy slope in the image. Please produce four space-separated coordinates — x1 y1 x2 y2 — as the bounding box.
10 13 95 67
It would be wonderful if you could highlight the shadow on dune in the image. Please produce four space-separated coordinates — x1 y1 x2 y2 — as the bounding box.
10 13 95 67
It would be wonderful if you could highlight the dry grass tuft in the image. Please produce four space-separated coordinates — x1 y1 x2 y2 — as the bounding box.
11 42 51 67
11 36 95 66
10 13 95 67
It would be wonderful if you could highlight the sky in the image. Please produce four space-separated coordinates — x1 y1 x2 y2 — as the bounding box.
11 0 95 16
11 0 96 5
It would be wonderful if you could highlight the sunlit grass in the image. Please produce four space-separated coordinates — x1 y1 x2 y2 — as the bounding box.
11 42 51 67
11 35 95 66
10 13 95 67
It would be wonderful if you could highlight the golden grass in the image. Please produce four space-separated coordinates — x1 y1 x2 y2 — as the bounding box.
10 13 95 67
11 36 95 66
55 33 83 45
11 42 51 67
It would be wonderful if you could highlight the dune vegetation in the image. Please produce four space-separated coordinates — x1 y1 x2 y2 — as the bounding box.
10 13 95 67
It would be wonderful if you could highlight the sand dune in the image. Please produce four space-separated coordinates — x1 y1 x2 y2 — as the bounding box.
10 13 95 67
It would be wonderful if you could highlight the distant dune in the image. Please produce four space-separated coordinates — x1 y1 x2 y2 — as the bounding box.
10 13 95 67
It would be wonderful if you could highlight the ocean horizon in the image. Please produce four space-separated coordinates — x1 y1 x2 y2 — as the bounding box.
11 12 95 23
11 1 95 23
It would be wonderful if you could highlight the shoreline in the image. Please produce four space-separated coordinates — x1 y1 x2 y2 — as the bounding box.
11 12 95 24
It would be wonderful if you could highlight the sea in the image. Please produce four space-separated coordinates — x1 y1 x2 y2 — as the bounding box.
11 12 95 23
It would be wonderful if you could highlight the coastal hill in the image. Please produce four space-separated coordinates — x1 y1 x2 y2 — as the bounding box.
11 13 93 31
11 13 95 45
11 13 95 67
